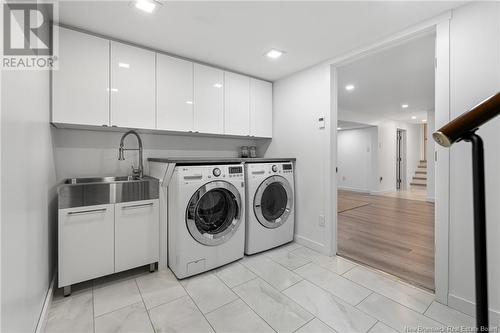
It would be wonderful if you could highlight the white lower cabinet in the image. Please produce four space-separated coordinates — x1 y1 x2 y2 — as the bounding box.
58 204 115 288
58 200 159 289
115 199 159 272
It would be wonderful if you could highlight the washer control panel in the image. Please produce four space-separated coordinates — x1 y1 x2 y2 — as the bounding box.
178 164 244 181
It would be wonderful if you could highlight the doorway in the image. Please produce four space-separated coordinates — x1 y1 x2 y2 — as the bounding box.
335 33 436 291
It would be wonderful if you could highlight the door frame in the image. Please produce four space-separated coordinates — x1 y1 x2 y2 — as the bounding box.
325 12 451 303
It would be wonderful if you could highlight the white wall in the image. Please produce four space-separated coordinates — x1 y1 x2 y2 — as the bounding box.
1 70 57 332
337 127 376 192
426 111 435 201
52 129 262 181
446 1 500 322
264 64 332 253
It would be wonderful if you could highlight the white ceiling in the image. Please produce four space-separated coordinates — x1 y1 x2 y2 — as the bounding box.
338 33 435 124
58 1 465 81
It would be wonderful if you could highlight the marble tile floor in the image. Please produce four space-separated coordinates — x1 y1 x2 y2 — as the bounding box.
44 242 476 333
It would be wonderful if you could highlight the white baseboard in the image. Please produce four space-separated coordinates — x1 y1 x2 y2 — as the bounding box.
448 294 500 325
294 234 328 255
338 186 370 194
35 274 56 333
370 187 396 195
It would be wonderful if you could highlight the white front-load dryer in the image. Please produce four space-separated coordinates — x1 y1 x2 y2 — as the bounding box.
168 164 245 279
245 162 295 254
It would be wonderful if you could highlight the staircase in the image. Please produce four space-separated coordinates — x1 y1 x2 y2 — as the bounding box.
410 160 427 187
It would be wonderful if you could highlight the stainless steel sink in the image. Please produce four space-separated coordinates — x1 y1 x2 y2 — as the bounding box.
58 176 159 209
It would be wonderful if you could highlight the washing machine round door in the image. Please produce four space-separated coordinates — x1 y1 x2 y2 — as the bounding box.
186 181 242 246
254 176 293 229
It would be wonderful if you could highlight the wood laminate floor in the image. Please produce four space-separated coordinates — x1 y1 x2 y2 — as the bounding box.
337 190 435 291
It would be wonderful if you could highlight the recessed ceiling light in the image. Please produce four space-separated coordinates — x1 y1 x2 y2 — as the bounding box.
411 116 417 120
337 127 342 130
118 62 130 68
402 104 409 109
422 119 427 122
265 49 284 59
213 83 223 88
186 101 193 105
134 0 160 13
345 85 355 91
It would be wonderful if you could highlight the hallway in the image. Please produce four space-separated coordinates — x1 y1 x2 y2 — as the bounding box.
338 190 435 290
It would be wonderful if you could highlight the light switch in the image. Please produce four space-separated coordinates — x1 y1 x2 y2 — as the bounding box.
318 117 325 129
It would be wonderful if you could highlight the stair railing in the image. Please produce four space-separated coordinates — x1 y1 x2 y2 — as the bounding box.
433 91 500 331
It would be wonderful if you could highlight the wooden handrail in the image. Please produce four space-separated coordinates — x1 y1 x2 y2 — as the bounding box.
433 92 500 147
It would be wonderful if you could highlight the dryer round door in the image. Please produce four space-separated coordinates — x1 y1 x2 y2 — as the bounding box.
186 181 243 246
254 175 293 229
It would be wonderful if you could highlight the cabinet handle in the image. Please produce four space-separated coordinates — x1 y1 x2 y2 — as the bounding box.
121 202 154 210
68 208 107 216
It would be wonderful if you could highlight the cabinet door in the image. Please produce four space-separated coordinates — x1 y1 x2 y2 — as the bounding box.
110 42 155 129
115 199 159 272
224 72 250 136
157 54 193 131
53 28 109 126
58 204 114 287
250 78 273 138
194 64 224 134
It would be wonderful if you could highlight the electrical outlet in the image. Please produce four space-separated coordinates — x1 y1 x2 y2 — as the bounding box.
318 215 325 227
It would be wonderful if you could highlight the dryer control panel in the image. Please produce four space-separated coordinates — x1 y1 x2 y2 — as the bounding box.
247 162 294 177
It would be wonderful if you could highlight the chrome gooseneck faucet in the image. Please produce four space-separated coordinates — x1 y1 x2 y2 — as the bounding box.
118 130 143 178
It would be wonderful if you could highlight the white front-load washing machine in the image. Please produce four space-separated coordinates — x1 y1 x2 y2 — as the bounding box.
168 164 245 279
245 162 295 254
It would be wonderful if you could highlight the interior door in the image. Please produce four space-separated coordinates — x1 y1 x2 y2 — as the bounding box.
396 129 403 190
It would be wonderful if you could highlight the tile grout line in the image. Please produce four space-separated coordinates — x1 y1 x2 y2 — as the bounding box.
355 291 374 307
177 275 218 333
365 319 380 333
213 274 278 333
291 316 315 333
293 262 373 296
144 293 188 312
134 278 157 333
92 282 96 333
353 291 442 329
263 249 313 271
340 265 436 313
225 276 259 290
239 255 304 290
288 271 374 311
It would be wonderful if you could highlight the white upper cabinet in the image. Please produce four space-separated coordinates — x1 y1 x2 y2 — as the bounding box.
224 72 250 136
194 64 224 134
53 28 272 138
110 42 155 129
157 54 194 132
53 28 110 126
250 78 273 138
